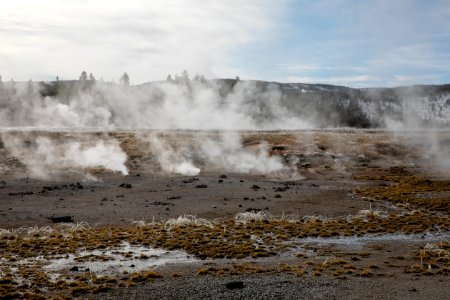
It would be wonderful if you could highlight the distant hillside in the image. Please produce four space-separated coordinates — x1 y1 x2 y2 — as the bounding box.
141 79 450 128
1 78 449 129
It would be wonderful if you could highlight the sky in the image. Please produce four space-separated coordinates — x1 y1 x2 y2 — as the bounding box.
0 0 449 87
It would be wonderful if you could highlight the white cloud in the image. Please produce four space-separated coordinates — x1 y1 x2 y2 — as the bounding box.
0 0 283 82
285 75 376 86
277 0 450 87
367 44 450 71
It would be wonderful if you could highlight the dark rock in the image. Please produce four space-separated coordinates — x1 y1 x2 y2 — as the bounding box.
152 201 172 206
119 183 132 189
47 216 74 223
69 266 79 272
225 281 245 289
41 185 62 192
219 174 227 179
275 186 289 192
195 184 208 188
245 208 262 212
8 191 34 196
183 177 199 184
272 145 287 151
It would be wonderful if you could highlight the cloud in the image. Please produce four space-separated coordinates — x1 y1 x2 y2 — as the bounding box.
277 0 450 87
0 0 283 82
285 75 376 86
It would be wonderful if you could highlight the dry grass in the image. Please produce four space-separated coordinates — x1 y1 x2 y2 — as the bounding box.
354 167 450 212
1 208 447 298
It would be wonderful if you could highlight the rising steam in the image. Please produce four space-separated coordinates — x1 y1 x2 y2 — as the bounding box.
148 131 298 178
1 133 128 180
0 78 448 179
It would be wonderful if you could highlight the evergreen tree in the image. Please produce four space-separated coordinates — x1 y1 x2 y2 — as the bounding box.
120 72 129 86
26 80 34 94
79 71 88 81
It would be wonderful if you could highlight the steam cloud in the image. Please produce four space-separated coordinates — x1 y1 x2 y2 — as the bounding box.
0 80 314 130
148 131 298 178
0 79 448 179
1 133 128 180
149 134 201 176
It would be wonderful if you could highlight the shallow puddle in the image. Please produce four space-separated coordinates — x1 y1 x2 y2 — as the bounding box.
42 242 198 276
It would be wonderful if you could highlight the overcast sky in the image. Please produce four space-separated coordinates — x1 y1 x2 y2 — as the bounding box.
1 0 449 87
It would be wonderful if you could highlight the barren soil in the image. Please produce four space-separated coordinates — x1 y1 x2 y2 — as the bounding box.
0 130 449 299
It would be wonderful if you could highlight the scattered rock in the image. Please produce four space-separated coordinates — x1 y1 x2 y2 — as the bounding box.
167 196 181 200
218 179 224 183
274 186 289 192
69 182 84 190
9 191 34 196
245 208 262 212
151 201 173 206
119 183 132 189
251 185 261 190
41 186 61 192
47 216 74 223
183 177 199 184
219 174 227 179
225 281 245 289
195 184 208 188
69 266 79 272
272 145 287 151
274 194 282 198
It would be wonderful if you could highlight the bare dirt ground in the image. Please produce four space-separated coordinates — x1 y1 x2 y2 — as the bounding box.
0 130 449 299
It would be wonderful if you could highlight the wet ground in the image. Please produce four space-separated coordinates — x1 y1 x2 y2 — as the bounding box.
0 129 449 299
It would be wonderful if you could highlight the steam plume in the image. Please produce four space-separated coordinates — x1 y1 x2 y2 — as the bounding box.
1 133 128 180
